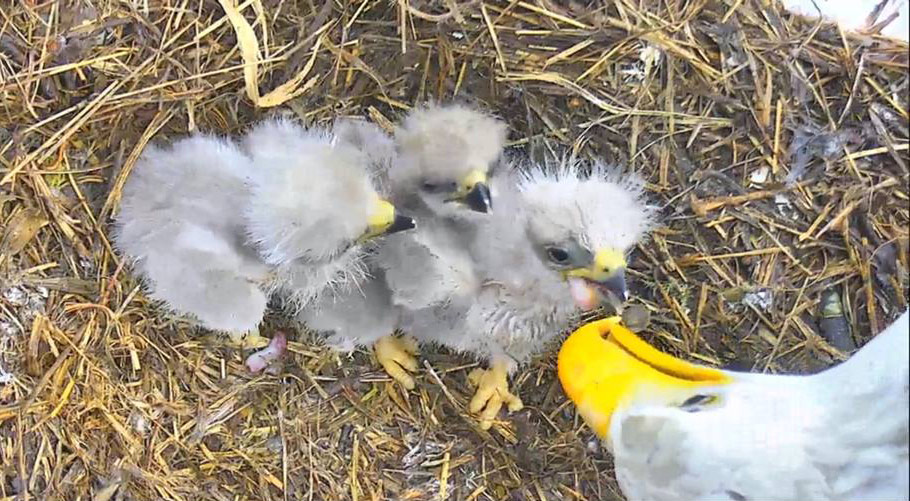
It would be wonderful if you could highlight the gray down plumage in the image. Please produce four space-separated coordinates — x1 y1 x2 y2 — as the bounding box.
241 117 415 309
400 158 656 370
295 118 403 349
378 103 507 312
116 117 413 336
300 104 506 351
114 134 270 332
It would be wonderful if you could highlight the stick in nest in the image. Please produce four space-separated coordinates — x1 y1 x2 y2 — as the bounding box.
398 0 480 23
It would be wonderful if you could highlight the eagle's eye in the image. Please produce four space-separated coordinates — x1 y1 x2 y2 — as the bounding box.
546 247 570 264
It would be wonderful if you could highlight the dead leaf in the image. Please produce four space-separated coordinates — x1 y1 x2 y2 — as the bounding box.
217 0 325 108
1 207 48 257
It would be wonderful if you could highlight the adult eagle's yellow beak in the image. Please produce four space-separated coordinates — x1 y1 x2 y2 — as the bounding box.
557 317 732 439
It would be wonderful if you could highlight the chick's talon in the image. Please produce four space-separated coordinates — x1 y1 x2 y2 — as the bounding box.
374 335 420 390
468 363 524 430
226 327 270 349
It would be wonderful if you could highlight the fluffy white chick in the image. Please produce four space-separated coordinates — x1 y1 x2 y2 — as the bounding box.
390 103 508 218
114 134 271 336
294 118 408 374
241 118 415 314
298 104 508 390
371 103 508 388
403 158 656 429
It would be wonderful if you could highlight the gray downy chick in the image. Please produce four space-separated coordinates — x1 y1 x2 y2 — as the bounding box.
241 117 415 318
114 134 271 338
377 103 508 392
300 104 509 391
407 157 656 429
343 104 509 390
295 118 408 370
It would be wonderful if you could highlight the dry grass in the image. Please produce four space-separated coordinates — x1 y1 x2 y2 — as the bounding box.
1 0 908 499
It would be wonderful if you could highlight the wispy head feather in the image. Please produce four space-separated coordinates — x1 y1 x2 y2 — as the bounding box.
332 117 397 195
392 103 508 188
515 156 656 251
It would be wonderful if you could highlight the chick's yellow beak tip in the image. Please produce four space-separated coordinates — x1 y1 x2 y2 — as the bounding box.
362 198 416 242
367 199 396 229
460 169 488 191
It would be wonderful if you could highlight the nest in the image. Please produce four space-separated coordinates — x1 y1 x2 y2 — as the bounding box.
0 0 907 499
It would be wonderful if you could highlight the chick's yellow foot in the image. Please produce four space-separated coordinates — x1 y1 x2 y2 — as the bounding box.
226 327 270 349
374 335 419 390
468 362 524 430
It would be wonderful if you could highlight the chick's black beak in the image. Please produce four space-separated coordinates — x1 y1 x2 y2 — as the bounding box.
599 268 628 302
384 214 416 235
463 183 492 213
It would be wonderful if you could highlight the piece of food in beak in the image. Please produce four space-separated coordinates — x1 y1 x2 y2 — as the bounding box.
568 277 600 310
566 249 629 310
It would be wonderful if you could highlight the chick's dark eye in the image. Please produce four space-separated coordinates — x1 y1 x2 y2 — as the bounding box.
546 247 570 264
421 181 457 193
